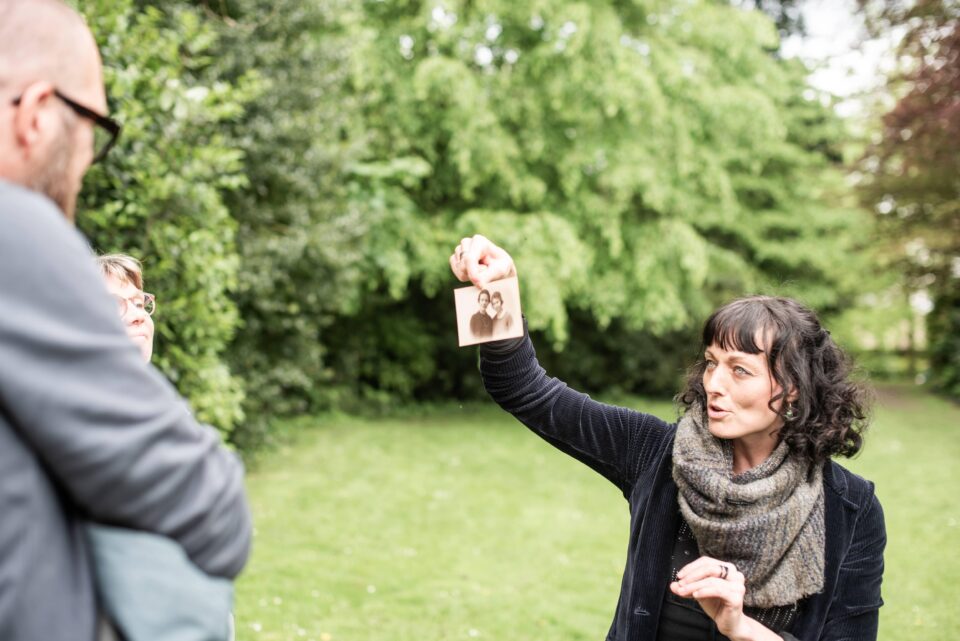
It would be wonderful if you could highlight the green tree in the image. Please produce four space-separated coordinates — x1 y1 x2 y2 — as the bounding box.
188 0 375 448
728 0 807 37
856 0 960 396
90 0 870 449
75 0 259 438
320 0 868 399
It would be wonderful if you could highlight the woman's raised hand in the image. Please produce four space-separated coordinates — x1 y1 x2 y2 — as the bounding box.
449 235 516 288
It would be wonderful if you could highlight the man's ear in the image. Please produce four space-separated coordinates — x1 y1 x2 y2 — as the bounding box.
12 81 57 160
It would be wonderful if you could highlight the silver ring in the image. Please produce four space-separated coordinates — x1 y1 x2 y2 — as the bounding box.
719 564 729 580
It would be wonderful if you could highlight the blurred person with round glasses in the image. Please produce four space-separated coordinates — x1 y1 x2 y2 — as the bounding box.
96 254 156 362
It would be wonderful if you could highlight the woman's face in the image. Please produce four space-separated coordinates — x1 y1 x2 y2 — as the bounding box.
492 296 503 313
702 338 785 450
478 292 490 310
104 274 154 363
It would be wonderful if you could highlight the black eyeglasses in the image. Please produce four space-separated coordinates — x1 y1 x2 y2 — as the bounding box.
12 89 121 163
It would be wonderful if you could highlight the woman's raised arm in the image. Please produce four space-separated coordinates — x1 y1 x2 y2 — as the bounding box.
450 235 674 494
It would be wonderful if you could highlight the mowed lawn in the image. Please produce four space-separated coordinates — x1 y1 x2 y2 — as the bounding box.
235 386 960 641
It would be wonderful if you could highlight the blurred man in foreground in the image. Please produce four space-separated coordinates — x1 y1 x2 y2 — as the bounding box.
0 2 252 640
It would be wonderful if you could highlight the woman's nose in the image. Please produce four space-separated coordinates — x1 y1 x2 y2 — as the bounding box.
703 370 726 396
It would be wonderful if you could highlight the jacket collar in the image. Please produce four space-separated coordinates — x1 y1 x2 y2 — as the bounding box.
822 459 860 510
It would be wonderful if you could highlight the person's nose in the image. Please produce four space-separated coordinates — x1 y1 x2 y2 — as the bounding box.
703 367 727 398
124 306 146 325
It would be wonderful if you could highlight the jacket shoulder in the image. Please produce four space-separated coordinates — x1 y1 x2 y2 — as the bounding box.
825 459 880 513
0 181 89 261
0 180 63 222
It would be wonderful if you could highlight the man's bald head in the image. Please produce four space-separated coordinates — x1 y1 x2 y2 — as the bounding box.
0 0 103 105
0 0 108 221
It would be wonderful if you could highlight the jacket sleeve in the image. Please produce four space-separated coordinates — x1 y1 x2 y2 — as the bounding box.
0 192 251 579
479 322 673 494
819 490 886 641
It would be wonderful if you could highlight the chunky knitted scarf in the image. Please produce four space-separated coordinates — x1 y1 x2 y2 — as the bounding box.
672 407 825 608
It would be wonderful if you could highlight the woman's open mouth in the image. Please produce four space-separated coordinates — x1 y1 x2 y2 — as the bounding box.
707 404 730 420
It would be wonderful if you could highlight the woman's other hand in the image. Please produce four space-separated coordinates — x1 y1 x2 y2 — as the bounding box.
449 235 516 288
671 556 782 641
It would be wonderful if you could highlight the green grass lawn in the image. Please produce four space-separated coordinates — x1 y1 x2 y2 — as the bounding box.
235 386 960 641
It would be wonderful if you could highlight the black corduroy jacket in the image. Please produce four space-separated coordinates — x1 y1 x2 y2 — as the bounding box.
479 333 885 641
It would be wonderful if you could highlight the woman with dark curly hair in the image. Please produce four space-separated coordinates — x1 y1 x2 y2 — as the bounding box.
449 235 885 641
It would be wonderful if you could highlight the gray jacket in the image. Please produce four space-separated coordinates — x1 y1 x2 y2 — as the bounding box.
0 181 252 641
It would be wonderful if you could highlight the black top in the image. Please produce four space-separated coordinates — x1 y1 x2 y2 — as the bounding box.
656 517 799 641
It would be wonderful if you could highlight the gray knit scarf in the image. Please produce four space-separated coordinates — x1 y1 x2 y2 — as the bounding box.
672 407 825 608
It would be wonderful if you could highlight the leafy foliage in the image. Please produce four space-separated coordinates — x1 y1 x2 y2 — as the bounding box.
75 0 871 449
183 0 376 449
315 0 867 400
856 0 960 396
75 0 258 438
730 0 807 37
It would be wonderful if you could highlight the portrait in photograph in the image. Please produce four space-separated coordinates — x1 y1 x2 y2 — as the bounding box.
454 276 523 346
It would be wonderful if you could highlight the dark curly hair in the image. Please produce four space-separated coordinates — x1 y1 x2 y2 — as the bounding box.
676 296 871 462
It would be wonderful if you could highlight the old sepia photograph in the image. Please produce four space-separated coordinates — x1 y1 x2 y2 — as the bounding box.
454 276 523 347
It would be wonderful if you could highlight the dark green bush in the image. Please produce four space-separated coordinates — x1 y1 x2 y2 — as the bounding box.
76 0 258 440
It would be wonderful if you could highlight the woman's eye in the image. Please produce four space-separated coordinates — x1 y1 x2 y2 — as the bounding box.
734 366 751 376
705 360 716 369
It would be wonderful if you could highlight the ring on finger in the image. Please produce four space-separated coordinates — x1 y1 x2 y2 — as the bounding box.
719 564 729 580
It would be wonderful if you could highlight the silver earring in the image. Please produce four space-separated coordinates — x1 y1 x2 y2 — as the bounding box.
784 403 797 421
